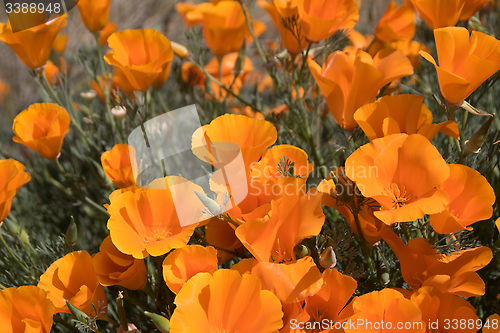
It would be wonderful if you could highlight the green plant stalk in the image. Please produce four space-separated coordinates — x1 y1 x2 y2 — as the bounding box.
54 159 108 216
353 212 375 276
94 33 116 135
0 230 31 275
188 59 261 111
240 3 267 64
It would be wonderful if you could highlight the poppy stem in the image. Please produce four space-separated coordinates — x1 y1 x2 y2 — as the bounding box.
188 59 261 112
0 230 31 275
240 2 267 64
54 159 108 216
353 213 375 275
94 33 116 136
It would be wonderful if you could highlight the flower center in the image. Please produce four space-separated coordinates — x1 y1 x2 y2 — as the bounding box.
384 183 411 209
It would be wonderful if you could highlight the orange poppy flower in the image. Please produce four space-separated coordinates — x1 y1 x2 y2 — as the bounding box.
258 0 308 54
251 145 314 184
496 217 500 233
92 236 148 290
0 79 9 105
162 245 218 294
345 289 425 333
38 251 108 316
52 33 68 54
107 177 206 258
409 285 479 332
202 52 254 99
0 13 66 69
318 168 386 244
345 134 450 225
308 48 413 130
199 1 265 56
354 94 459 141
104 29 175 91
0 285 55 333
0 159 31 223
12 103 71 160
374 1 415 43
192 114 277 169
420 27 500 104
460 0 492 20
232 256 323 304
101 144 136 188
99 22 118 46
170 269 283 333
43 59 68 87
381 227 492 297
429 164 495 234
410 0 466 29
236 178 324 262
296 268 357 328
176 2 204 27
76 0 112 32
297 0 359 43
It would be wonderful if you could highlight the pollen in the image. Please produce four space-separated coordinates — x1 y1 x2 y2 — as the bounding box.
384 183 412 209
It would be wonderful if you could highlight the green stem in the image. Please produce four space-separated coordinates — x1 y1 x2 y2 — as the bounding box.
189 59 261 112
54 159 108 216
240 3 266 64
353 213 375 274
0 230 31 275
95 33 116 135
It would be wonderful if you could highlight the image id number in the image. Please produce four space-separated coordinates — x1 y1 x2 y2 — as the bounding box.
5 2 61 14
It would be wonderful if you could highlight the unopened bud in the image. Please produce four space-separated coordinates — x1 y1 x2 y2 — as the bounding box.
294 243 310 258
320 246 337 269
145 312 170 333
80 90 97 101
234 37 247 75
377 265 390 285
465 116 494 156
66 300 89 322
171 41 189 59
65 216 78 247
111 106 127 121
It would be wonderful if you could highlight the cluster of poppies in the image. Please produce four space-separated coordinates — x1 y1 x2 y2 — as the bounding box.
1 0 500 332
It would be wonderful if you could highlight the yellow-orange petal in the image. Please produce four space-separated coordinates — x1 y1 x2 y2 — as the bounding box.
12 103 71 160
170 270 284 333
162 245 218 294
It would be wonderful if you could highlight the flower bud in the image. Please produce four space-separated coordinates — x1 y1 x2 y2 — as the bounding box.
293 243 311 258
320 246 337 269
465 116 494 156
377 264 390 285
145 312 170 333
171 41 189 59
65 216 78 247
111 106 127 121
66 300 89 322
80 90 97 101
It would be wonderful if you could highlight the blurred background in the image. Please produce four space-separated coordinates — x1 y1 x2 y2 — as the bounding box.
0 0 396 122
